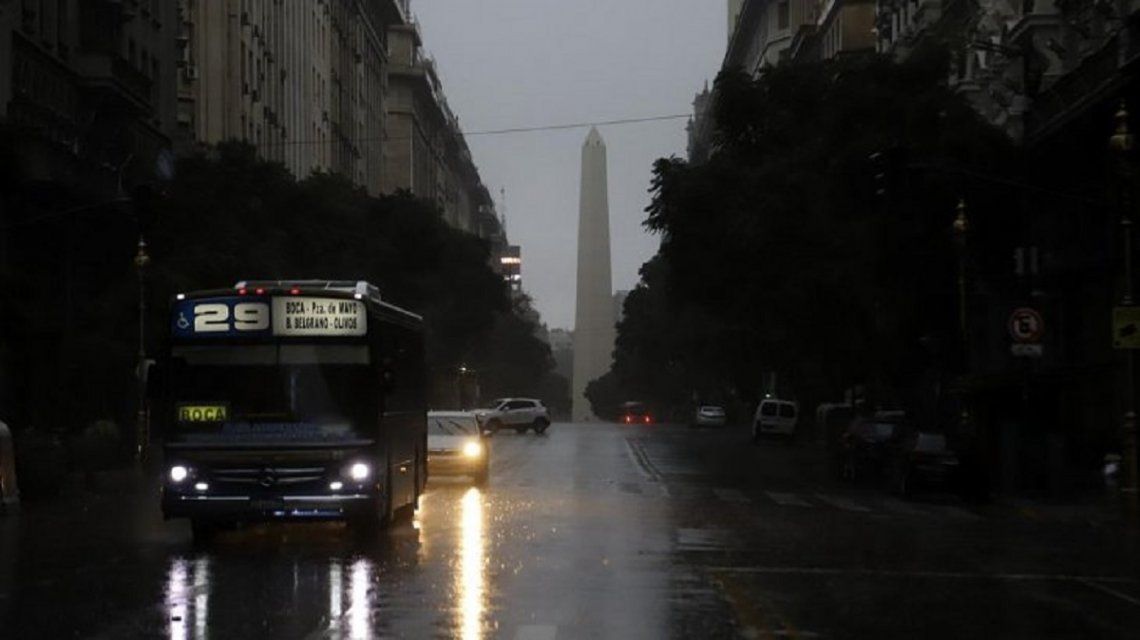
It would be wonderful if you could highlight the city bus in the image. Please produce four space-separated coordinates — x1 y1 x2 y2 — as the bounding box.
152 280 427 541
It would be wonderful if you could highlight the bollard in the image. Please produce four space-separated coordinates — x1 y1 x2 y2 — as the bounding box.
0 420 19 513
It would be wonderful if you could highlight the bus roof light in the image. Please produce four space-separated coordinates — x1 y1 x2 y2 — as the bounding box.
255 288 266 295
238 288 248 296
290 288 301 295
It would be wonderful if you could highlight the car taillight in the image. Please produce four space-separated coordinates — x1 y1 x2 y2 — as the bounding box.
644 416 652 423
624 416 632 423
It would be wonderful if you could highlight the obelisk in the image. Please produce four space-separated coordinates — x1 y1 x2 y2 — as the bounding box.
572 128 616 422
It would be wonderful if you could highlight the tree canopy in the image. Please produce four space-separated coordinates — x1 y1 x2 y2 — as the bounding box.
2 141 567 437
591 49 1019 420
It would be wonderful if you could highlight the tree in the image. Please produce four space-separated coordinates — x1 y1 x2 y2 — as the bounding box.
609 49 1019 418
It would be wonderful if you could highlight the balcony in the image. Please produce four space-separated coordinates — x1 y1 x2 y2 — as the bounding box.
73 53 154 111
381 0 413 26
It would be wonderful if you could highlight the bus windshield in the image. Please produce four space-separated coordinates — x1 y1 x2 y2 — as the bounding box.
167 344 376 438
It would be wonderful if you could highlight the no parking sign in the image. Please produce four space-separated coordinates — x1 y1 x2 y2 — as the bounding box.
1009 308 1044 357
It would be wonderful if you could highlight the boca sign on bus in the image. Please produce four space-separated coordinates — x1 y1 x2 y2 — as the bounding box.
172 296 367 339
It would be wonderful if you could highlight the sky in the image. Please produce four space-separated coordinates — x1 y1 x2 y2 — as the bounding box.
413 0 727 330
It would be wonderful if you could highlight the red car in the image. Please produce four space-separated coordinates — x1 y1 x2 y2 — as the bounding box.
619 402 654 424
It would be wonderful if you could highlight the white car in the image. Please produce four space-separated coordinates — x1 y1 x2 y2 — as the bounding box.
753 399 798 439
691 405 727 428
427 411 489 485
475 398 551 434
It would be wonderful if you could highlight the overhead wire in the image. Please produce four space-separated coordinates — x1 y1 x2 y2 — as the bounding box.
256 113 693 148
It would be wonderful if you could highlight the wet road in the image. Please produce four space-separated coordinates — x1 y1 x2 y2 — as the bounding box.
2 422 1139 638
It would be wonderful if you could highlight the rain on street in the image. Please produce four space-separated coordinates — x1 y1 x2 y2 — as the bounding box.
2 422 1138 639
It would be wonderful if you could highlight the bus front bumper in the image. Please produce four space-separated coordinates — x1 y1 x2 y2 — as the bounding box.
162 490 379 521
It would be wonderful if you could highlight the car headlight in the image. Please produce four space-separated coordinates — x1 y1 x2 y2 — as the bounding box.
463 440 483 458
348 462 371 481
169 465 189 483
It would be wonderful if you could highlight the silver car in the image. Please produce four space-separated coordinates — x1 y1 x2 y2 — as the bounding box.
427 411 489 485
474 398 551 434
692 405 728 428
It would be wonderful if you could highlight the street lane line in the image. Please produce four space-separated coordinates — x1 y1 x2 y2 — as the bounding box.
814 493 871 512
708 566 1138 583
932 505 982 521
623 437 662 481
677 528 733 551
713 488 750 504
766 491 812 507
514 624 558 640
1078 578 1140 606
879 498 930 517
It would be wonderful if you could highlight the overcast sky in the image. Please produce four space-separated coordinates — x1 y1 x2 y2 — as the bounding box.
414 0 727 330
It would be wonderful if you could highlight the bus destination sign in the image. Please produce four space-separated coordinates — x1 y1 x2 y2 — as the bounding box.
172 296 367 338
273 297 366 337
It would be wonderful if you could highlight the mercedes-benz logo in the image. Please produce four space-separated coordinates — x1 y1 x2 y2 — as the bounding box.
258 470 277 487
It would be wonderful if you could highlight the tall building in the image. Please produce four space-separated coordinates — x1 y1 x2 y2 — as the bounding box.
175 0 504 244
689 0 877 162
176 0 397 195
1 0 178 192
572 128 615 422
383 16 502 239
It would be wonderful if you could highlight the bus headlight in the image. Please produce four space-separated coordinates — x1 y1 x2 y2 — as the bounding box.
348 462 371 481
169 465 190 483
463 440 483 458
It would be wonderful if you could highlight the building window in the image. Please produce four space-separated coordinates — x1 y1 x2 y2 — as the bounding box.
778 1 789 30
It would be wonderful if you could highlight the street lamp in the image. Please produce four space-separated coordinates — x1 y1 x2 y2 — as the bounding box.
953 198 970 353
1110 101 1138 522
133 236 150 461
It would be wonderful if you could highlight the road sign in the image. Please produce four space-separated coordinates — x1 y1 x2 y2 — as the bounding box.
1008 308 1044 343
1114 306 1140 349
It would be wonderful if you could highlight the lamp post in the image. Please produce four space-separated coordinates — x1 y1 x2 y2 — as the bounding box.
953 199 971 354
952 198 982 494
1110 102 1139 523
133 236 150 462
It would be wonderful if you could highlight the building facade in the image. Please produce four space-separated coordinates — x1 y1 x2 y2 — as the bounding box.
1 0 178 192
688 0 876 161
175 0 505 245
382 17 501 240
176 0 395 194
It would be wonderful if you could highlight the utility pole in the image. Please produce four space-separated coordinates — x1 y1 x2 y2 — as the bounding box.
1110 102 1139 524
134 237 150 462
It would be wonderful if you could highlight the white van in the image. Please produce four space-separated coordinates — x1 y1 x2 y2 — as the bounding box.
753 399 798 439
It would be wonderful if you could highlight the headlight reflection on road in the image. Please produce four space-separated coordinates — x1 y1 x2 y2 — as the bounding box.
458 487 486 640
166 557 210 640
328 558 374 639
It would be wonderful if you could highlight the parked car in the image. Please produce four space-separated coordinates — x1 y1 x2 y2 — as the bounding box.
427 411 489 485
817 402 854 450
752 399 798 440
837 410 906 481
887 426 961 498
618 401 654 425
691 405 727 428
475 398 551 434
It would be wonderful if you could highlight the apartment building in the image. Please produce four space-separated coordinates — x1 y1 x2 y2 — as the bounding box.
1 0 178 191
176 0 400 195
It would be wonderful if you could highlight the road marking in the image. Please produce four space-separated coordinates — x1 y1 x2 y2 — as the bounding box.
713 488 750 504
879 498 929 517
677 528 733 551
814 493 871 512
514 624 558 640
766 491 812 507
623 437 662 482
928 504 982 521
709 565 1138 584
1078 578 1140 606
